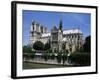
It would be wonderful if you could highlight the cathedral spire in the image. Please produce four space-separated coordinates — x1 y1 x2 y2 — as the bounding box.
59 19 63 31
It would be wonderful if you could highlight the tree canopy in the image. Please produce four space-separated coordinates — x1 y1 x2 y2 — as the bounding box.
83 35 91 52
23 46 33 53
33 41 44 51
44 42 51 50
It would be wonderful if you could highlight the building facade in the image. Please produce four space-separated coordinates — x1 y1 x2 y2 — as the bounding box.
29 20 83 53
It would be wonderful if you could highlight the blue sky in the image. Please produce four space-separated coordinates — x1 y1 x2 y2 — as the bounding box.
23 10 91 45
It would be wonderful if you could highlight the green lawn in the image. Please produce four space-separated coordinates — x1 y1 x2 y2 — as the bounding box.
23 61 69 69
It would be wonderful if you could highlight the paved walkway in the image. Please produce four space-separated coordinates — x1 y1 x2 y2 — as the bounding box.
24 57 72 65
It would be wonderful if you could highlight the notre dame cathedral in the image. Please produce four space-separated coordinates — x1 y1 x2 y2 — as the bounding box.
29 20 83 53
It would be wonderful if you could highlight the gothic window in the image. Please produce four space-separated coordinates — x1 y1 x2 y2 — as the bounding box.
72 34 73 39
78 35 80 40
32 22 35 31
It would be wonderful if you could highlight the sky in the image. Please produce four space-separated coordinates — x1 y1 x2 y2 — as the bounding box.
22 10 91 46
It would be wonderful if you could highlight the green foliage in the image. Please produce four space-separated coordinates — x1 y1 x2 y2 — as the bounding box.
69 53 91 66
62 51 68 65
23 46 36 59
50 52 55 60
43 52 50 61
56 52 62 63
23 46 33 53
29 53 35 59
33 41 44 51
53 49 59 53
63 49 69 53
48 49 52 53
45 49 52 53
83 35 91 52
44 42 51 50
78 46 84 52
23 53 29 59
44 49 55 60
56 50 69 65
23 53 35 59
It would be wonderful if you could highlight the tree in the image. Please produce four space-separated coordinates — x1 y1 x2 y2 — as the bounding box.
50 52 55 60
83 35 91 52
56 52 62 63
69 53 90 66
62 50 68 65
43 52 50 61
23 46 33 53
23 46 35 60
33 41 44 51
44 42 51 50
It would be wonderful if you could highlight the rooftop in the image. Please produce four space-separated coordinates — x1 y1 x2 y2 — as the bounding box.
63 28 82 35
42 33 51 37
41 28 82 37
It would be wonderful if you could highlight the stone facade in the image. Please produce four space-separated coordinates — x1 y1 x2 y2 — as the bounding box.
29 20 83 53
51 26 63 51
29 21 48 47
